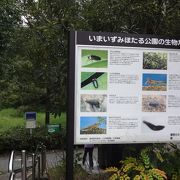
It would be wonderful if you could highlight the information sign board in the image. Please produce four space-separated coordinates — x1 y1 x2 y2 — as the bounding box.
70 31 180 144
25 112 36 129
47 124 61 133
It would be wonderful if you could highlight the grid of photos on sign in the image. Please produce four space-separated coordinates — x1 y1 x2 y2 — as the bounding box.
80 49 108 135
142 51 168 133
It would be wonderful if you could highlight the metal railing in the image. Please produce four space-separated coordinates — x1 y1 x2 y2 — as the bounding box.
8 143 47 180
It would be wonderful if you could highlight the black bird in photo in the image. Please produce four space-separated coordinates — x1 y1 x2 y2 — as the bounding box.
143 120 165 131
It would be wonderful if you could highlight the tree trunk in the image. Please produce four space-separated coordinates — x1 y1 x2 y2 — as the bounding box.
45 111 50 125
45 87 50 125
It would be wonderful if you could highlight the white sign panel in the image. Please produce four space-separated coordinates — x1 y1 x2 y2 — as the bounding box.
25 112 36 129
72 31 180 144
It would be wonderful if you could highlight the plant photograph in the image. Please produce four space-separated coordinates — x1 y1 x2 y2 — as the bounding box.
143 52 167 70
80 116 106 134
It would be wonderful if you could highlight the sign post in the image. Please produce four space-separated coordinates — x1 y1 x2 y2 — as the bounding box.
25 112 36 135
47 124 61 134
66 31 76 180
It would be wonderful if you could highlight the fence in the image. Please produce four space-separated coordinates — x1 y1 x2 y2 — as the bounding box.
8 143 47 180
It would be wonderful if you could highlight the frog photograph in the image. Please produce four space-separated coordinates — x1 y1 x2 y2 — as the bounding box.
81 49 108 68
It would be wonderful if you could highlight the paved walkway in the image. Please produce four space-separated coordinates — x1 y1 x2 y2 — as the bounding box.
0 147 99 179
0 150 63 180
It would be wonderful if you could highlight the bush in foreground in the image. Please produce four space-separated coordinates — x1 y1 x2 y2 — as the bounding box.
0 126 66 153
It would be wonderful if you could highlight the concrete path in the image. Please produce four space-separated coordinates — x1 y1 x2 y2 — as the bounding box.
0 150 64 180
0 148 99 180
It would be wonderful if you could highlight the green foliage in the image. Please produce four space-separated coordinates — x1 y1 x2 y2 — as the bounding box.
48 151 109 180
105 144 180 180
81 0 180 35
0 0 21 54
1 0 180 122
0 126 66 153
0 108 66 133
0 108 66 152
105 147 167 180
0 0 22 109
154 144 180 180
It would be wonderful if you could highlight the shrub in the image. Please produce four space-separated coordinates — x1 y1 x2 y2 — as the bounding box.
0 126 66 153
105 147 167 180
155 143 180 180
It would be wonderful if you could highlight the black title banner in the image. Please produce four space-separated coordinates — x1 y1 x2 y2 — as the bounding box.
77 31 180 49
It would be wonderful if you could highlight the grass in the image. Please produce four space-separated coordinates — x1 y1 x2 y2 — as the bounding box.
0 108 66 133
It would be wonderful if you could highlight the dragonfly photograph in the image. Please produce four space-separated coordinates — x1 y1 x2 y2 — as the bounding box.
142 73 167 91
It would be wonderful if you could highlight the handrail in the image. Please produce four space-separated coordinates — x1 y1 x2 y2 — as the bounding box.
8 151 14 173
8 143 47 180
9 172 15 180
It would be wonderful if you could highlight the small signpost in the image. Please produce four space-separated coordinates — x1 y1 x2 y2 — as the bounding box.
47 124 61 134
25 112 36 134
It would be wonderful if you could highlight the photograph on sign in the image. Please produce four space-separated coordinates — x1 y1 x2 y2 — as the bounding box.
81 49 108 68
80 94 107 112
142 95 166 112
71 31 180 144
141 116 166 133
80 116 107 134
142 73 167 91
81 72 107 90
143 51 167 70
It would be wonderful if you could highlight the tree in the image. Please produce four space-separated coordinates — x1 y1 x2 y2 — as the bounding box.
0 0 22 109
8 0 81 124
81 0 180 35
1 0 179 124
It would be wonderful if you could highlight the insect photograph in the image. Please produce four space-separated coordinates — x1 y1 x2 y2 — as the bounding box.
81 49 108 68
142 73 167 91
142 95 166 112
81 72 107 90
